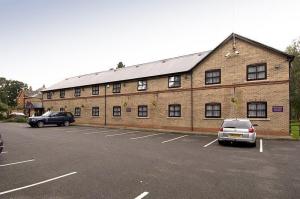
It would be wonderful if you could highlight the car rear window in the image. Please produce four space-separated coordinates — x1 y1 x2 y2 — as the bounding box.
222 120 252 129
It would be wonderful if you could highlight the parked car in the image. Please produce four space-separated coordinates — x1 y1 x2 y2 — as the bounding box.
218 118 257 146
0 133 3 154
28 111 75 128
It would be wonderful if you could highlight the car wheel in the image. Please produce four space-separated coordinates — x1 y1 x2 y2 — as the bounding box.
251 141 257 147
218 140 224 145
29 124 34 128
64 121 70 127
37 121 44 128
57 123 62 127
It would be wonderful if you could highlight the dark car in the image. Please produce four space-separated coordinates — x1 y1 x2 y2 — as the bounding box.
0 133 3 154
28 111 75 128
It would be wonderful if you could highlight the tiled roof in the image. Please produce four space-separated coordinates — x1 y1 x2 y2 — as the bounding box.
43 51 211 91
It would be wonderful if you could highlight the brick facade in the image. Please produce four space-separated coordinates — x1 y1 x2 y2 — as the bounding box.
42 35 293 136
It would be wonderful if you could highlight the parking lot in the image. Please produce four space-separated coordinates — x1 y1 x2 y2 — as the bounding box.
0 122 299 199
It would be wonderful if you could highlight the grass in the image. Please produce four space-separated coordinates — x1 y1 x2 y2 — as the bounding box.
291 121 300 139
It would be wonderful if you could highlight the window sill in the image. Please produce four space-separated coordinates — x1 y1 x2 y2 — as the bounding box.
204 83 221 86
167 116 182 119
136 117 150 119
91 116 100 118
244 80 269 83
248 118 270 121
203 118 224 120
168 87 182 89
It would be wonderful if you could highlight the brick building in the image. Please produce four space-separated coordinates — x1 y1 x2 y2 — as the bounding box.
42 33 294 136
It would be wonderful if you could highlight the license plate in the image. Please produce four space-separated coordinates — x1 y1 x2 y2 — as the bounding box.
229 134 241 138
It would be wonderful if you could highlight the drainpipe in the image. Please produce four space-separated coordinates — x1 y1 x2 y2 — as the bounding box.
190 71 194 131
288 58 293 135
104 84 107 126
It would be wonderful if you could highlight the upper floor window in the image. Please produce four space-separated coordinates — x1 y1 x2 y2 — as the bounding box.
137 80 147 91
92 107 99 116
112 83 121 93
113 106 121 116
205 103 221 118
74 87 81 97
74 107 81 117
59 107 65 112
247 63 267 81
138 105 148 117
168 75 181 88
60 90 65 98
205 69 221 85
247 102 267 118
92 85 99 95
47 92 52 99
168 104 181 117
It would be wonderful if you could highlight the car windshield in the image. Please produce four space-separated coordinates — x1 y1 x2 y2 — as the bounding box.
222 120 252 129
42 111 58 117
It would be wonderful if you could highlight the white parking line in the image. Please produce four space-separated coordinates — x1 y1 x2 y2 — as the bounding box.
106 131 140 137
161 135 189 143
84 130 118 135
260 139 263 152
131 133 164 140
0 172 77 196
203 139 218 147
0 159 35 167
2 151 8 154
134 191 149 199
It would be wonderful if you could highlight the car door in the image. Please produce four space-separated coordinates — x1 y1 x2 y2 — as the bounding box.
47 113 58 124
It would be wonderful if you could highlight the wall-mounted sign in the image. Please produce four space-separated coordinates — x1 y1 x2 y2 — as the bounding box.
272 106 283 112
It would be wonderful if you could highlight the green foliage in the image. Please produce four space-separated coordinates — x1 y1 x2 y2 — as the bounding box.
116 62 125 69
0 77 28 107
290 121 300 139
4 117 27 123
0 100 8 112
286 39 300 120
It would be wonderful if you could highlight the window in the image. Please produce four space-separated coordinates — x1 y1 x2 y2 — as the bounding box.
168 75 181 88
168 104 181 117
205 103 221 118
137 80 147 91
92 85 99 95
247 102 267 118
59 108 65 112
205 69 221 85
74 87 81 97
74 107 81 117
92 107 99 116
247 63 267 81
113 83 121 93
138 105 148 117
113 106 121 116
60 90 65 98
47 92 52 99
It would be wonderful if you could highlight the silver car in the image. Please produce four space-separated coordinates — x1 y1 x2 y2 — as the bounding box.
218 119 257 146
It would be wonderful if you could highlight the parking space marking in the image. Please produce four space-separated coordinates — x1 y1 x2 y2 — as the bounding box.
131 133 164 140
260 139 263 152
134 191 149 199
84 130 118 135
203 138 218 147
161 135 189 143
1 151 8 154
0 159 35 167
0 172 77 196
106 131 141 137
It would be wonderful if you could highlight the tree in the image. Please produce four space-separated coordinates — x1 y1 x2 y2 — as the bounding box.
116 62 125 69
286 38 300 120
0 77 28 107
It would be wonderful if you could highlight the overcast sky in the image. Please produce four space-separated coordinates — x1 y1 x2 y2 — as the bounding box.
0 0 299 89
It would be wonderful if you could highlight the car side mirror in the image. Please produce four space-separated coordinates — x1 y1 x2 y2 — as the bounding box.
253 124 258 127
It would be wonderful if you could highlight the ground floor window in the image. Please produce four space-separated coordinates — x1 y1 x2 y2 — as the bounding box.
247 102 267 118
168 104 181 117
113 106 121 116
138 105 148 117
205 103 221 118
59 107 65 112
92 107 99 116
75 107 81 117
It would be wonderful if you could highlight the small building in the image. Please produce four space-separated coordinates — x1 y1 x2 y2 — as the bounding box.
17 85 45 116
41 33 294 136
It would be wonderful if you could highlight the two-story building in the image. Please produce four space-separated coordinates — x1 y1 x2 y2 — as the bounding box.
42 33 294 136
